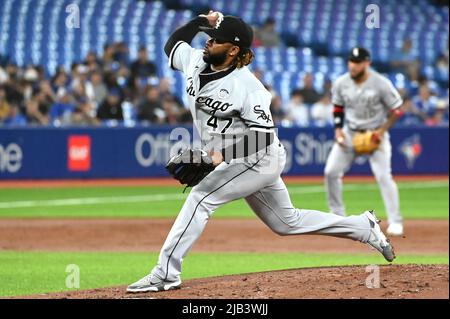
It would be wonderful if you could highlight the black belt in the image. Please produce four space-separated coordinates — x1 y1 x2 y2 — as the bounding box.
349 128 368 133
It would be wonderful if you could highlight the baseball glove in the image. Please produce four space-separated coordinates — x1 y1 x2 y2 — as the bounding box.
166 148 215 188
352 131 381 154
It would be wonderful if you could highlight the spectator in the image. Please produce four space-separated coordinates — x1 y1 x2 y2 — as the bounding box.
51 71 69 97
162 96 185 124
269 94 286 125
49 89 75 126
130 46 158 79
85 51 101 72
0 85 11 122
425 99 449 126
287 91 309 127
397 98 424 126
96 89 123 121
91 70 108 106
322 78 333 97
39 80 57 103
5 63 19 83
2 103 27 126
390 38 420 81
311 94 333 127
435 50 449 83
55 65 67 75
254 17 282 47
102 70 122 91
137 85 164 123
159 78 183 106
113 42 129 65
412 84 439 118
116 64 131 89
35 65 46 83
32 89 53 118
129 75 150 101
23 66 39 102
25 98 48 125
159 78 191 123
2 68 23 107
70 98 99 126
102 43 116 71
291 73 321 104
436 53 449 73
71 64 95 101
0 65 7 84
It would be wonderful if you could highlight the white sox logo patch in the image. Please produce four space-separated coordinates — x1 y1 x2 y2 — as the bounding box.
218 89 229 99
253 105 271 123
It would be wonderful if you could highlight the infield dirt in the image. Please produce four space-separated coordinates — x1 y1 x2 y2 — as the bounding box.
2 217 449 299
18 265 449 299
0 218 447 254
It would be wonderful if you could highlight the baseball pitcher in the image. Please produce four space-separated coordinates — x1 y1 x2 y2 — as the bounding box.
324 47 404 236
127 12 395 293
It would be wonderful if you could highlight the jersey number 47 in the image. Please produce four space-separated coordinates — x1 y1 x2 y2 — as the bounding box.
207 115 233 134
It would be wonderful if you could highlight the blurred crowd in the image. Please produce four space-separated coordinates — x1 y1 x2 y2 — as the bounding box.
253 19 449 128
0 19 448 128
263 71 449 128
0 43 191 127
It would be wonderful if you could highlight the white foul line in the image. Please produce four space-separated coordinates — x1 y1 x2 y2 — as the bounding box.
0 194 187 209
288 180 448 194
0 181 447 209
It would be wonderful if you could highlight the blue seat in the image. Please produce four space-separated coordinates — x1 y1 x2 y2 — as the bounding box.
0 0 447 124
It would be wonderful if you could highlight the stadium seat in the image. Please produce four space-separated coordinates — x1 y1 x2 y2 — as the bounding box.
0 0 447 108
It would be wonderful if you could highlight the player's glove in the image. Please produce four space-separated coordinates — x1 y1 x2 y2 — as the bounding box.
352 131 381 154
166 148 215 189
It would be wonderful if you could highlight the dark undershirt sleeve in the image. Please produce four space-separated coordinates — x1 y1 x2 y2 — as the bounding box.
164 17 208 57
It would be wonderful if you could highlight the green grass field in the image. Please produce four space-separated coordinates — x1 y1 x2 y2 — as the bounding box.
0 250 447 297
0 181 448 219
0 180 448 297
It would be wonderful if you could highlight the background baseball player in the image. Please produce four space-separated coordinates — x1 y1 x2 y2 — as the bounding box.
324 47 405 236
127 12 395 293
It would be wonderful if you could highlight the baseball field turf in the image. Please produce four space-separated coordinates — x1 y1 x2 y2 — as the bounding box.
0 179 448 297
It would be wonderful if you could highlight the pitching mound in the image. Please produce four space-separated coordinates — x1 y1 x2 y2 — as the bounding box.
24 264 448 299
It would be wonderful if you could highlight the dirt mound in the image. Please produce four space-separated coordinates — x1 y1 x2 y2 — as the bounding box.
21 264 448 299
0 219 447 254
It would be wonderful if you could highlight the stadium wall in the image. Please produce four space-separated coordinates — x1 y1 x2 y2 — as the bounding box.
0 126 448 179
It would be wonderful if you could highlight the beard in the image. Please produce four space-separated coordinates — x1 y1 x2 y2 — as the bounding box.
350 69 366 81
203 50 228 66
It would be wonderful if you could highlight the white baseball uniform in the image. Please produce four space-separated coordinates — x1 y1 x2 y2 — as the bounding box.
150 41 375 282
324 70 403 224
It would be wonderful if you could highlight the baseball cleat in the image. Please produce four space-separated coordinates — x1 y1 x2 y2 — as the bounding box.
387 222 404 236
126 274 182 293
364 210 396 262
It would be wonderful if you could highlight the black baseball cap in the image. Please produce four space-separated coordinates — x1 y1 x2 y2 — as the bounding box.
348 47 371 62
199 15 253 49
